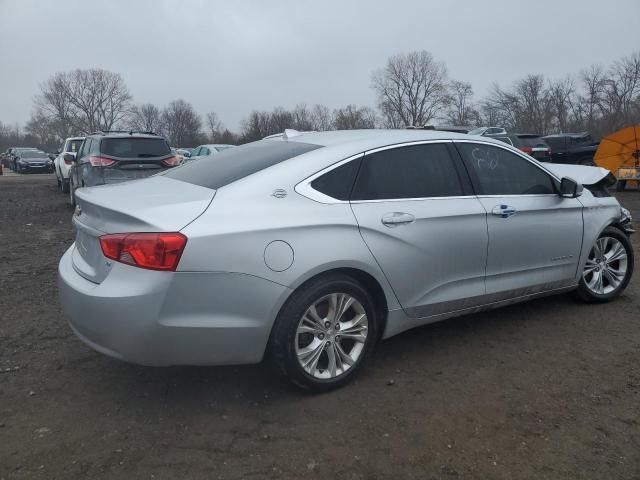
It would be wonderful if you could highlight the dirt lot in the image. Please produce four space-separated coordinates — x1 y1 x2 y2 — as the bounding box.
0 173 639 480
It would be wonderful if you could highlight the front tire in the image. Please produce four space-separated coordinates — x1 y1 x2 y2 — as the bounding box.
69 175 76 206
575 227 634 303
269 274 379 392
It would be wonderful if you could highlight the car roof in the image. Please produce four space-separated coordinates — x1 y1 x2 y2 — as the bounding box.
200 144 234 148
542 132 590 139
265 129 493 149
66 136 85 141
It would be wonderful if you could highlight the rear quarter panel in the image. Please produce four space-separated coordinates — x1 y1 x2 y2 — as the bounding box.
178 166 401 312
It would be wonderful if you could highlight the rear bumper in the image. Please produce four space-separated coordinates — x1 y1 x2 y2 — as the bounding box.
58 246 291 366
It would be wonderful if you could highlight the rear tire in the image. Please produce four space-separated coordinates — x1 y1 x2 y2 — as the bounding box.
616 180 627 192
574 226 634 303
578 157 596 166
268 273 379 392
62 177 70 194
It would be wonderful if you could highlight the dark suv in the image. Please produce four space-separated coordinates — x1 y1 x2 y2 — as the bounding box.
67 131 179 205
488 133 552 162
541 133 598 165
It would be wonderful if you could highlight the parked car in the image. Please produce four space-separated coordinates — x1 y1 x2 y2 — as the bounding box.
188 144 234 161
171 148 191 163
54 137 84 193
542 132 598 165
468 126 507 136
14 150 53 173
66 131 180 206
8 147 38 171
59 129 634 391
488 133 552 162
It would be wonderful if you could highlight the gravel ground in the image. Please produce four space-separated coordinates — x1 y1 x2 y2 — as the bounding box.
0 173 639 480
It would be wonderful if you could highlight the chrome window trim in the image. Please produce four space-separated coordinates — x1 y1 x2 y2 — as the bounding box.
295 140 463 204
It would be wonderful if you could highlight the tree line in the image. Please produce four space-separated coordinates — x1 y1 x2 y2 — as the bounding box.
1 49 638 153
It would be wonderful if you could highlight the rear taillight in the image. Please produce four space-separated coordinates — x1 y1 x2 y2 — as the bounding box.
520 146 533 154
161 155 180 167
64 157 74 165
99 232 187 271
89 156 117 167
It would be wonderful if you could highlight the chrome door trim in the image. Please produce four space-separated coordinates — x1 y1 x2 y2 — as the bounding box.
295 139 459 204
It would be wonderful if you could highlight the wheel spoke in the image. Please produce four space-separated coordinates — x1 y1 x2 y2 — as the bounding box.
297 339 324 373
606 242 627 264
326 342 337 377
335 341 355 367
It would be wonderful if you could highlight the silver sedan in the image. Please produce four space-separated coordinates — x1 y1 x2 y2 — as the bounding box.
59 129 635 391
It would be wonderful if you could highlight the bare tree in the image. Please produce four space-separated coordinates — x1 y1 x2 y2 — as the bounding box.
333 105 377 129
160 99 202 146
547 76 576 132
36 69 131 134
205 111 224 141
310 104 333 131
240 110 273 142
372 50 449 127
127 103 162 132
443 80 479 126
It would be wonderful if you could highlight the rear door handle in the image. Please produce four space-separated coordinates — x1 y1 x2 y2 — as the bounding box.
492 204 517 218
381 212 415 227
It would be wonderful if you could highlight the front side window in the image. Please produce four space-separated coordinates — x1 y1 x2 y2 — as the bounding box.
351 143 464 200
457 142 555 195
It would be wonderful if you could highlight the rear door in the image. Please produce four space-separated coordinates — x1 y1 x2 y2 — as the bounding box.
456 141 583 297
349 141 488 318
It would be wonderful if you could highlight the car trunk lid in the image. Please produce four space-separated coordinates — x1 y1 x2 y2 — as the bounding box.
71 175 215 283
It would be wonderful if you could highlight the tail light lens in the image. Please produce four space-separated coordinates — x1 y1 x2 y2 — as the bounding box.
89 156 117 167
161 155 180 167
64 156 75 165
520 146 533 154
99 233 187 271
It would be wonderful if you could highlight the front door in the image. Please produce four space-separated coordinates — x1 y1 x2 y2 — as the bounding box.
456 141 583 297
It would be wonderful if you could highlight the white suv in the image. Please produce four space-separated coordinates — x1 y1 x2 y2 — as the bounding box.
54 137 84 193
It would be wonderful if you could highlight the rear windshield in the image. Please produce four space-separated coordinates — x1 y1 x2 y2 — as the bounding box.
516 136 547 147
164 140 322 189
101 137 171 158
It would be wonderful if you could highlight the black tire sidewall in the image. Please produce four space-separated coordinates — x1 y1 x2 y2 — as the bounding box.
577 227 634 302
270 274 379 391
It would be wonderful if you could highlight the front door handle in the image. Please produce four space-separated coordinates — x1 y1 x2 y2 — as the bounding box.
381 212 415 227
492 204 517 218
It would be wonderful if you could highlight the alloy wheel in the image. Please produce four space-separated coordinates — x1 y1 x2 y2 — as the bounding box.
295 293 368 379
583 236 628 295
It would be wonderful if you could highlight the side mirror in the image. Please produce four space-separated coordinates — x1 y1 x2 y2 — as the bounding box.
63 152 77 164
560 177 583 198
57 148 62 154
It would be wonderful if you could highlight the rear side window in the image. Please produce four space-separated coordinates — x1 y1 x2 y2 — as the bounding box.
457 143 555 195
101 137 171 158
165 140 322 190
311 158 362 201
351 143 464 200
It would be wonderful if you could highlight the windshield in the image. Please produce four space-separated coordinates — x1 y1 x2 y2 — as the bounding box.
164 140 322 190
101 137 171 158
22 151 48 158
468 127 486 135
215 146 233 152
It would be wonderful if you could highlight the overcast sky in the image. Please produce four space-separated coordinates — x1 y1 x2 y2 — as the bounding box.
1 0 638 130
